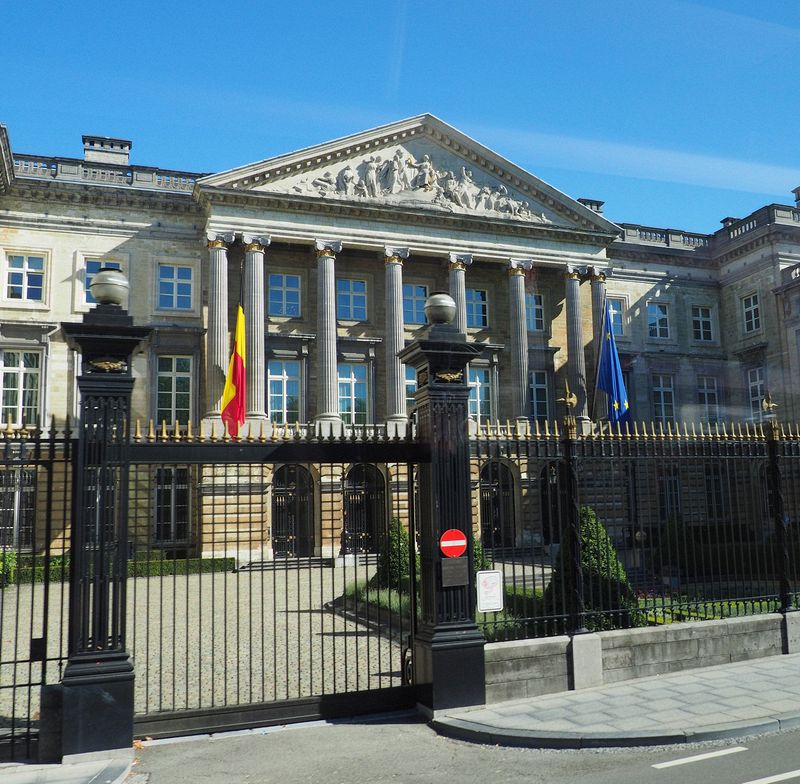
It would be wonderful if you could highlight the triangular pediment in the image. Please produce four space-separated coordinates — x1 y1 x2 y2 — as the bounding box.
198 115 618 234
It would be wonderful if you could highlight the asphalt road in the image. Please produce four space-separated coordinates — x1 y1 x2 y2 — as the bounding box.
129 713 800 784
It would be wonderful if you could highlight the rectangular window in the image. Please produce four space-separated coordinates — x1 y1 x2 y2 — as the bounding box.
268 273 301 317
85 259 121 304
156 355 192 425
692 305 713 342
742 293 761 334
647 302 670 339
468 366 492 423
7 254 45 302
338 362 369 424
607 297 625 337
652 373 675 425
748 366 765 420
268 359 301 424
405 365 417 412
154 467 190 546
158 264 193 310
529 370 549 425
402 283 428 325
697 375 719 423
0 350 41 426
525 293 544 332
466 288 489 328
0 468 35 550
336 279 367 321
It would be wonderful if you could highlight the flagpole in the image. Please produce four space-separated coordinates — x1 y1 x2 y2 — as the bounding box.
590 294 608 422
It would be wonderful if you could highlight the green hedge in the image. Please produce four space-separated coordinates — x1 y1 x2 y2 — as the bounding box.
0 554 235 586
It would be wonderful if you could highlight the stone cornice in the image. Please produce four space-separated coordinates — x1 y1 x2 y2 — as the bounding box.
0 125 14 195
197 114 621 237
5 177 202 216
195 184 618 249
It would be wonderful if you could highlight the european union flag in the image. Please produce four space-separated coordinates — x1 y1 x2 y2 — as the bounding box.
596 301 630 424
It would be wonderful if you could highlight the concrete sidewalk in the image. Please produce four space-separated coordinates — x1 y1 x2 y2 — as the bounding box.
433 653 800 748
5 654 800 782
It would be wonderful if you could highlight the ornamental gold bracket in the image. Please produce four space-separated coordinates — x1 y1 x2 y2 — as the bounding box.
88 358 127 373
435 371 463 383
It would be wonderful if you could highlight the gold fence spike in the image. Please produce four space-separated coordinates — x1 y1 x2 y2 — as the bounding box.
632 420 640 439
186 419 194 442
210 420 218 442
294 421 302 440
554 419 560 438
160 420 168 441
666 421 673 439
259 419 267 443
721 421 728 438
173 421 181 442
147 420 156 442
544 420 550 438
780 423 787 439
534 419 541 438
4 414 13 438
134 419 142 442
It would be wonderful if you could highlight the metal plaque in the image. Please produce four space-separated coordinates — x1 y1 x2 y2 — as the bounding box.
441 557 469 587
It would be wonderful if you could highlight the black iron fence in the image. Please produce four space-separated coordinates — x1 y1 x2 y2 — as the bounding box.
472 419 800 642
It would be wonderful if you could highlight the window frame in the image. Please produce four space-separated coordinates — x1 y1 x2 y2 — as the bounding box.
742 292 761 335
747 366 765 421
525 292 545 333
337 361 370 425
691 305 714 343
402 282 428 326
404 365 417 413
468 365 493 424
0 348 42 427
267 358 302 424
2 249 50 309
697 375 719 424
268 272 302 318
155 354 193 427
529 369 549 425
647 301 670 340
652 373 675 426
153 466 191 547
336 278 368 322
465 288 489 328
607 296 626 338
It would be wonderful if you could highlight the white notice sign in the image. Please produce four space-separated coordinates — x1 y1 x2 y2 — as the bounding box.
476 570 504 613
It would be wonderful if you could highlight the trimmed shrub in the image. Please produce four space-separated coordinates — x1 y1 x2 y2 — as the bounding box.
373 518 414 591
544 506 637 631
472 534 490 574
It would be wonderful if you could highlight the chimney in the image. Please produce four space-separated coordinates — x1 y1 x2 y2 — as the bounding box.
578 198 604 214
82 135 132 166
720 217 740 228
792 187 800 207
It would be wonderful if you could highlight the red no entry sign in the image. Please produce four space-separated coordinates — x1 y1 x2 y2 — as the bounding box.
440 528 468 558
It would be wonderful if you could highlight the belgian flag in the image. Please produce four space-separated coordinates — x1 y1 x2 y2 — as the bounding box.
221 304 246 437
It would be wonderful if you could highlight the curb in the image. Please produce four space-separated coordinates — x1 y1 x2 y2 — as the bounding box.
430 714 800 749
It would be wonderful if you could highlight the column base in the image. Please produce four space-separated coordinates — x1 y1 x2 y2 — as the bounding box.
60 652 134 758
413 623 486 714
385 418 409 439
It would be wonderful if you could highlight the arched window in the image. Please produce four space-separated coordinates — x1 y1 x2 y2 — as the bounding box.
272 465 314 558
479 461 515 550
342 464 386 553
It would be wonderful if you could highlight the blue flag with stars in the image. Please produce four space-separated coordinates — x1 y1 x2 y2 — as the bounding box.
597 301 630 424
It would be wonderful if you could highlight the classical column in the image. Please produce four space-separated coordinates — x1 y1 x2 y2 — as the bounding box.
205 232 234 417
565 265 590 428
385 246 410 431
448 253 473 334
508 259 532 421
589 267 608 421
242 234 271 419
315 239 343 434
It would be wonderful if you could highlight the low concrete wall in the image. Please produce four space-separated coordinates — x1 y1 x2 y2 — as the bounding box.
601 614 784 683
484 636 570 704
484 614 790 704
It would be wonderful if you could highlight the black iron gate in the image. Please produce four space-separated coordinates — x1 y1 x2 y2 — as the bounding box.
126 434 425 740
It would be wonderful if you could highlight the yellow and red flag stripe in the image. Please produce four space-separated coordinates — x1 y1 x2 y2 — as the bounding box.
221 304 246 437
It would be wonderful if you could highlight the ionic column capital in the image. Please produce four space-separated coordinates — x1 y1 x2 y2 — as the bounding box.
384 246 410 265
448 252 473 271
315 239 343 258
242 234 271 253
565 264 588 281
588 265 608 283
206 231 235 249
508 258 534 277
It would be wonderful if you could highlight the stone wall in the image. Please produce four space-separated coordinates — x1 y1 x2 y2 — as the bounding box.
484 614 792 704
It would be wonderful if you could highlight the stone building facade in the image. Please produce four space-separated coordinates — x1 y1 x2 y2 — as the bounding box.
1 115 798 558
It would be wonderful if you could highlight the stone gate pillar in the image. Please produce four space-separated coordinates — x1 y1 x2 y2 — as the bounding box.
399 293 485 713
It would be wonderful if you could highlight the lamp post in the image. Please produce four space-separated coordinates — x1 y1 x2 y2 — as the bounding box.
57 269 151 757
399 292 486 713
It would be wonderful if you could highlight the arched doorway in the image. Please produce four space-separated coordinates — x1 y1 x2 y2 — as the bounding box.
479 461 516 550
342 464 386 553
272 465 314 558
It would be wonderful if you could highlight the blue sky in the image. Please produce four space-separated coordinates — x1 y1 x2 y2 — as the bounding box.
3 0 798 232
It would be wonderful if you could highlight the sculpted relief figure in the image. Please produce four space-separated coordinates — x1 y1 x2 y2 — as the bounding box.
286 147 551 223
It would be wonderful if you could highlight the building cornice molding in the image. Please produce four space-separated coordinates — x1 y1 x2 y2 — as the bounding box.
196 185 618 249
6 178 202 216
0 125 14 195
